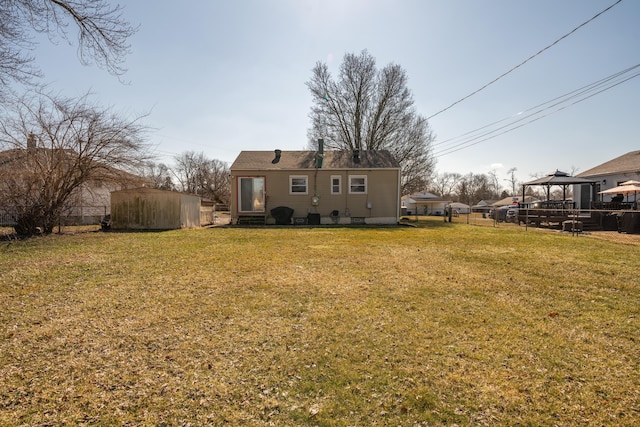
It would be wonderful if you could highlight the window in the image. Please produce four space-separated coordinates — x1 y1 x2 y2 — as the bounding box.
331 175 342 195
349 175 367 194
290 175 308 194
238 177 265 212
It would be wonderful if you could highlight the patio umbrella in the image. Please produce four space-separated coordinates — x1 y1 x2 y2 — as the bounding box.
599 183 640 203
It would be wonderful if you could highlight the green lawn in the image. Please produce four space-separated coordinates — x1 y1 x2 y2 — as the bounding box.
1 221 639 426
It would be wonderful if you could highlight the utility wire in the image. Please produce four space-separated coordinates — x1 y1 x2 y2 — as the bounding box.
433 64 640 157
426 0 623 120
432 64 639 149
434 67 640 156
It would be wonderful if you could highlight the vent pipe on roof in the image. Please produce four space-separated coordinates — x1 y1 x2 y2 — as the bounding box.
316 139 324 168
272 149 282 164
353 149 360 164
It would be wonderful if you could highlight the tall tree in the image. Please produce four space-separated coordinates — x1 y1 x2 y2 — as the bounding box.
172 151 230 205
306 50 436 195
0 0 136 97
0 91 150 235
456 173 493 205
143 161 175 191
487 169 502 197
506 167 518 196
429 172 462 198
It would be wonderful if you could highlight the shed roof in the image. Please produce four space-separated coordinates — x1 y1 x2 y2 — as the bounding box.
577 150 640 178
231 150 400 170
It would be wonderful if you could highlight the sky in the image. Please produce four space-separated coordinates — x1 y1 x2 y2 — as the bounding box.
29 0 639 187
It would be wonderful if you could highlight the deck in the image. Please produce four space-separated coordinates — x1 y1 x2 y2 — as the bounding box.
516 200 640 233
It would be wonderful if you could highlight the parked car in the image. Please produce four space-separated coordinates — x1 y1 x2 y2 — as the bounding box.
505 208 518 223
491 206 511 222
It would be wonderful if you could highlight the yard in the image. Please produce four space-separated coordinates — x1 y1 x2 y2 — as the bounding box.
1 220 638 426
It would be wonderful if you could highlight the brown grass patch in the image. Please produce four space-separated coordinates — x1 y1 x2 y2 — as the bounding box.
1 221 639 425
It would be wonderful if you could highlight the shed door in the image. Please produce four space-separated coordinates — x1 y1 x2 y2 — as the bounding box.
238 177 265 213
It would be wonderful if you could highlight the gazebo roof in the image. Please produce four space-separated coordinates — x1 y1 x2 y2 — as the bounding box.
523 170 596 186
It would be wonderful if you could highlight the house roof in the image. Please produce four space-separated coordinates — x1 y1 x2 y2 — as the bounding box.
406 192 441 200
492 195 538 207
577 150 640 178
474 199 498 207
231 150 400 170
449 202 470 209
0 147 147 185
403 192 450 204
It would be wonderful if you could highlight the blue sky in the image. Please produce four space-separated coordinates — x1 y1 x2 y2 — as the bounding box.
32 0 639 186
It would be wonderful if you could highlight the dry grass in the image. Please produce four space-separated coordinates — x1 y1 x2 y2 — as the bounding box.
1 220 639 426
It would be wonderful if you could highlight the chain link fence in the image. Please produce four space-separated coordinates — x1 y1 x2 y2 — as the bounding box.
1 205 231 235
0 205 108 227
444 209 640 245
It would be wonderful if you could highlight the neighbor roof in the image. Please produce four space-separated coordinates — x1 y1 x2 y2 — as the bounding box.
231 150 400 170
577 150 640 178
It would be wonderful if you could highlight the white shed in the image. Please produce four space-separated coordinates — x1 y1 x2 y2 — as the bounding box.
449 202 471 214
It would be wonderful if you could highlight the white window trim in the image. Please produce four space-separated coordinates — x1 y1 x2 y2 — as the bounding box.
331 175 342 195
289 175 308 195
348 175 367 194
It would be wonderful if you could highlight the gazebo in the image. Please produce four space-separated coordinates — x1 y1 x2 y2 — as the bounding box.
518 171 598 229
522 170 597 204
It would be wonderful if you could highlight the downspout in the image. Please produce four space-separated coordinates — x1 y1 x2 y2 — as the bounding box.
397 167 402 223
312 139 323 213
344 171 349 219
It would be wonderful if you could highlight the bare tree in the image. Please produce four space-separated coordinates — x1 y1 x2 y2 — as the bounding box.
487 169 503 197
307 50 436 195
143 161 174 191
428 172 462 198
0 0 136 96
173 151 204 195
172 151 230 205
0 91 150 235
456 173 493 205
506 167 518 196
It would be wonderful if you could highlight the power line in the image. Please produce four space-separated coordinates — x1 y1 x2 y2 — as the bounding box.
433 64 639 149
432 64 640 158
434 65 640 157
427 0 623 120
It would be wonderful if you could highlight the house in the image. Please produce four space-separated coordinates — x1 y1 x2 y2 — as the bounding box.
0 146 147 227
402 192 450 216
110 188 201 230
492 195 538 208
229 149 401 225
574 150 640 208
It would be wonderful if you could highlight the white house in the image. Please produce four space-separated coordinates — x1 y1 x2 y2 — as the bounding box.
402 192 450 216
575 150 640 208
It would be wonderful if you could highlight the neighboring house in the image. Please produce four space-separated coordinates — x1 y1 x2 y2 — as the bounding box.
492 195 538 208
0 146 146 226
230 149 401 225
402 192 450 216
110 188 201 230
575 150 640 208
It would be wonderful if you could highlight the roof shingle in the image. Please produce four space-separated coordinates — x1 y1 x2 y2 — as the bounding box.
231 150 400 170
578 150 640 178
